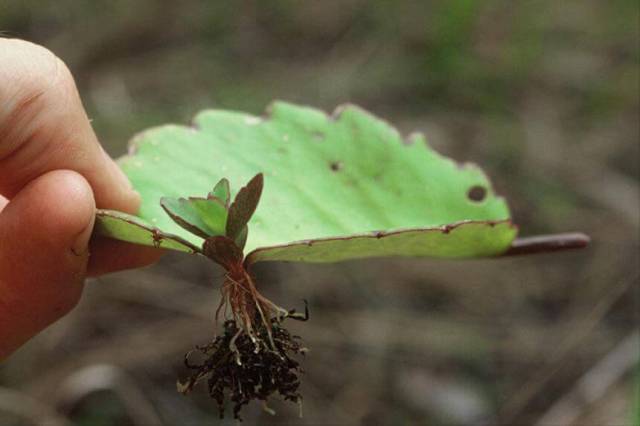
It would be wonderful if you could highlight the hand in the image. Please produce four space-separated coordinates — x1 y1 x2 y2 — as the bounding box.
0 39 162 358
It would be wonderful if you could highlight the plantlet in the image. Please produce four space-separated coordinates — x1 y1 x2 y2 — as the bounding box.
94 101 588 419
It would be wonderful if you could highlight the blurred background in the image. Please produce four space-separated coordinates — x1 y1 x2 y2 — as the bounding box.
1 1 638 425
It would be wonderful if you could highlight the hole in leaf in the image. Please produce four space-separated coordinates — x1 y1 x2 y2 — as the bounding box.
467 185 487 202
330 161 343 172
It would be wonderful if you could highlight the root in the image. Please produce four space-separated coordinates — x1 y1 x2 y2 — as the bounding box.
214 263 287 348
180 256 308 420
178 315 307 420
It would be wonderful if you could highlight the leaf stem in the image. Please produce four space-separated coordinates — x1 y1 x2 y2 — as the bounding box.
503 233 590 256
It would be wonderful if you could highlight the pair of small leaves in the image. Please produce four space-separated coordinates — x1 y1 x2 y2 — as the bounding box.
160 174 263 260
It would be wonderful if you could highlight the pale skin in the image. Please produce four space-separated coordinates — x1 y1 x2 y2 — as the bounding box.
0 39 162 359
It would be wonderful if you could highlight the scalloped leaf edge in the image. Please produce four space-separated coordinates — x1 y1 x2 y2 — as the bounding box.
123 101 506 212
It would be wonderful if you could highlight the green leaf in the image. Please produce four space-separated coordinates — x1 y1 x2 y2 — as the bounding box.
96 101 516 263
210 178 231 208
226 173 263 242
234 225 249 251
160 196 228 239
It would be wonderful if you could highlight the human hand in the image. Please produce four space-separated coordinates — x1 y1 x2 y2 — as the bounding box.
0 39 162 359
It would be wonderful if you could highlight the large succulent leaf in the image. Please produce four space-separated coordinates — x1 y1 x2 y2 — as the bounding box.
96 101 517 263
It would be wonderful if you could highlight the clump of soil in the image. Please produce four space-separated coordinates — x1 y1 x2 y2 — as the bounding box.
178 307 308 420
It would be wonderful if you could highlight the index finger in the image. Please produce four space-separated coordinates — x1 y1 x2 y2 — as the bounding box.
0 38 139 213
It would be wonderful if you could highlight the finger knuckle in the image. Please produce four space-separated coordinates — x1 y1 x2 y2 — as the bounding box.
0 40 77 159
0 39 76 112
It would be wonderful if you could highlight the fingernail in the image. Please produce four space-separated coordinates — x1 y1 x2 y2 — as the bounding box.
103 150 141 213
129 188 142 212
109 154 134 191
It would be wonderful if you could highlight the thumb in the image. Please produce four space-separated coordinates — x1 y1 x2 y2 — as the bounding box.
0 170 95 358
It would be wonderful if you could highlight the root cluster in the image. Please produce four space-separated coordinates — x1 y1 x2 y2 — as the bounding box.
178 314 307 420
